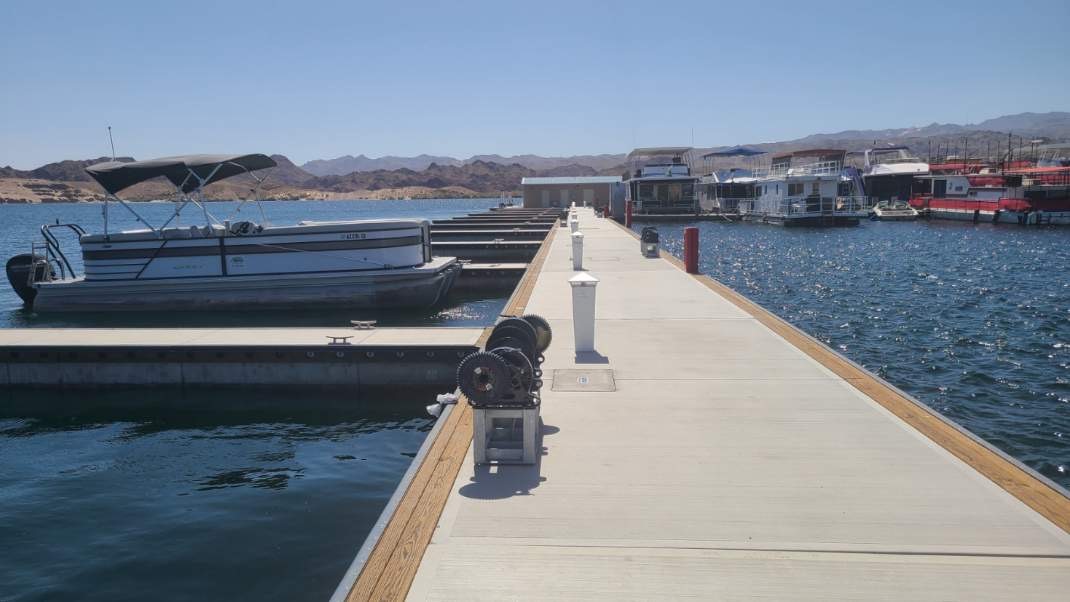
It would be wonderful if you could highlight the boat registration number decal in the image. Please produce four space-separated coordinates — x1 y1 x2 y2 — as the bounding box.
342 233 368 240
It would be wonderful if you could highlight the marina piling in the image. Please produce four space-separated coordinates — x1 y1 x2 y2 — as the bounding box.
684 225 699 273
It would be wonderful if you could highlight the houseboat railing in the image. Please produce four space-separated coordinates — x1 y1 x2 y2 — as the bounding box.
754 160 845 179
740 196 868 217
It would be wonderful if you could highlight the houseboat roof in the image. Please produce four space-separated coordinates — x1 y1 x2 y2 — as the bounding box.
771 149 846 161
627 147 693 159
86 153 276 195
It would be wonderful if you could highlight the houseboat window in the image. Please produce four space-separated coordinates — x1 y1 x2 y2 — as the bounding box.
811 182 820 196
639 184 653 200
756 185 762 196
788 183 803 196
776 184 780 194
837 182 851 196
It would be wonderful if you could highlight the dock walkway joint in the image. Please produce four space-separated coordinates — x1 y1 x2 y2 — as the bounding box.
355 208 1070 601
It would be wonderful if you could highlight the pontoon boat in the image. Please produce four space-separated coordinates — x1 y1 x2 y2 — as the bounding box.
5 154 460 312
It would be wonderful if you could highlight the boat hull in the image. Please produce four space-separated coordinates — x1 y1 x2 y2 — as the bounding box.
744 214 861 227
31 258 461 312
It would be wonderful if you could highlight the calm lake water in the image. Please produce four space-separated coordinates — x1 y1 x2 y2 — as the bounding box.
638 218 1070 489
0 199 506 602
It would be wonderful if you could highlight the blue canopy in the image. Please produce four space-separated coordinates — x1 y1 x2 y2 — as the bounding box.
702 146 766 158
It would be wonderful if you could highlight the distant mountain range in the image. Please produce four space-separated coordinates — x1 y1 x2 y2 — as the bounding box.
754 112 1070 149
2 111 1067 203
298 112 1070 176
300 153 626 176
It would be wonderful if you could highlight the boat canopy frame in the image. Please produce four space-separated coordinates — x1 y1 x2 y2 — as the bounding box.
84 154 277 240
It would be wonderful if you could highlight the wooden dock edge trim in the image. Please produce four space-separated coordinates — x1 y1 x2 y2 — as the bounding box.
343 224 559 601
609 217 1070 533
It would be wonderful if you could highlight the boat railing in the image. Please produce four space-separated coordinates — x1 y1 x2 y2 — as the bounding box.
789 161 844 176
741 196 869 217
635 192 700 213
32 223 85 283
752 161 845 179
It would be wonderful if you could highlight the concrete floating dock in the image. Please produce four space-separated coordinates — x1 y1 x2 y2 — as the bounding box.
428 229 549 241
453 262 527 293
0 327 481 391
431 240 540 261
341 207 1070 601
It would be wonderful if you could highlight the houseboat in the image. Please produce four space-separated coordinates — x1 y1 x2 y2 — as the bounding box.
5 154 461 312
910 168 1070 225
741 149 868 226
696 147 764 214
862 146 928 203
624 147 700 216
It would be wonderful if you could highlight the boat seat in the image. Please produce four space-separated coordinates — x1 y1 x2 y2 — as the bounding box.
81 225 224 243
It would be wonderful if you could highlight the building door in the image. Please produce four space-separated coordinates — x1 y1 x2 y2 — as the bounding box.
541 189 550 207
583 189 594 206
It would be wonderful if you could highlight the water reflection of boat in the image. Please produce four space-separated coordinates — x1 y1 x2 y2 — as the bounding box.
869 200 918 221
5 154 460 312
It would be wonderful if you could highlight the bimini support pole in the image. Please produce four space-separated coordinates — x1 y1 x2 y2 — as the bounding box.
224 164 272 226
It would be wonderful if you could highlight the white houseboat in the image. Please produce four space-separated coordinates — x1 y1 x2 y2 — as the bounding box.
5 154 460 312
624 147 700 216
741 149 868 226
862 146 929 204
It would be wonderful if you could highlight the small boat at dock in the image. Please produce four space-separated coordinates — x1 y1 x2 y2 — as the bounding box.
5 154 460 312
869 200 918 221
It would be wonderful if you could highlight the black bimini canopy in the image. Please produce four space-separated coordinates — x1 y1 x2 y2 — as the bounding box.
85 153 277 195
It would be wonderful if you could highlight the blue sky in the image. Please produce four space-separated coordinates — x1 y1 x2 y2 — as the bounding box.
1 0 1067 169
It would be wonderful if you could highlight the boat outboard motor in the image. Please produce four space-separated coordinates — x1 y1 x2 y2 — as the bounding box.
6 254 52 305
640 226 659 258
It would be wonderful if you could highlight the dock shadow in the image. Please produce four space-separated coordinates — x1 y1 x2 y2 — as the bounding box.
574 350 610 364
457 420 557 500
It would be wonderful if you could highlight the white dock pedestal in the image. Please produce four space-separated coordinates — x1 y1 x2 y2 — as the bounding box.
473 407 540 465
571 231 584 271
569 272 599 352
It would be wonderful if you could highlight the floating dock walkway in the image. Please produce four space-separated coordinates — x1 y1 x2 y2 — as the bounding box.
340 207 1070 600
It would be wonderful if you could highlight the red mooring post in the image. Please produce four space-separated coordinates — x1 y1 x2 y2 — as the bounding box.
684 227 699 274
625 200 633 228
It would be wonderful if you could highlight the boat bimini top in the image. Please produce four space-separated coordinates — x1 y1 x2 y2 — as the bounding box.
83 153 277 239
86 154 276 195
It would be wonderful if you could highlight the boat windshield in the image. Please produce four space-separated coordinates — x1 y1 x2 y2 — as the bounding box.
871 149 920 164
